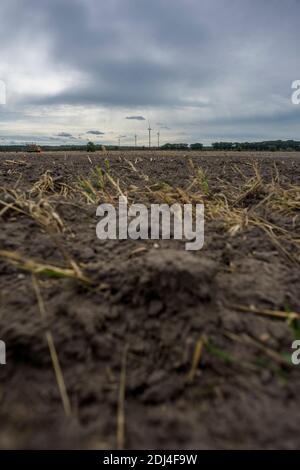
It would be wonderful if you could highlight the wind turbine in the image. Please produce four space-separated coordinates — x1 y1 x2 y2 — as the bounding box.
147 121 152 148
118 135 127 149
134 134 137 148
157 131 160 148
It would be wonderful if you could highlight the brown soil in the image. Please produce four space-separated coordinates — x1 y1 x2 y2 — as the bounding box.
0 150 300 449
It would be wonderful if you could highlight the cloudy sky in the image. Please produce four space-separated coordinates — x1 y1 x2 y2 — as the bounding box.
0 0 299 146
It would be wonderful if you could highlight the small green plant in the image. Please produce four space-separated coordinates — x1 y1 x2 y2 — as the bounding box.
289 317 300 340
195 167 209 195
91 166 106 190
77 177 98 203
104 158 110 173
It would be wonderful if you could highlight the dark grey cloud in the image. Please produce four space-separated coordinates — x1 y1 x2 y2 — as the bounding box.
126 116 146 121
86 130 105 135
57 132 73 138
1 0 300 140
4 0 299 105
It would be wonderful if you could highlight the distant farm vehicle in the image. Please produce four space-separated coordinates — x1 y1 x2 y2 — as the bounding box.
26 144 42 153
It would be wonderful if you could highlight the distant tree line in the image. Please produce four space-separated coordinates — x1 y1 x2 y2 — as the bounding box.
160 142 204 150
160 140 300 151
1 140 300 152
0 143 148 152
160 143 189 150
211 140 300 151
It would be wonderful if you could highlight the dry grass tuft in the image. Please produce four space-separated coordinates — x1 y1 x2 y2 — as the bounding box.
0 187 66 231
0 249 92 284
32 274 72 418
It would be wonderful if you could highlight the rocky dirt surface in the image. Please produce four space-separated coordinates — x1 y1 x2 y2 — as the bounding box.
0 150 300 449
